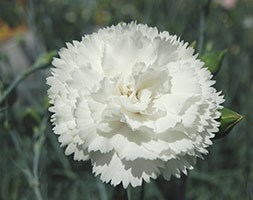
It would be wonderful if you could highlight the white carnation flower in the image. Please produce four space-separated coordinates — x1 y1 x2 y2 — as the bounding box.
47 22 225 188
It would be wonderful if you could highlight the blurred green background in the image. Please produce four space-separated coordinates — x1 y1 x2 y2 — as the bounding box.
0 0 252 199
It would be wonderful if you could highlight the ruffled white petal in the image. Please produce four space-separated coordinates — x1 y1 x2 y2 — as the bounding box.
92 151 164 188
47 22 225 188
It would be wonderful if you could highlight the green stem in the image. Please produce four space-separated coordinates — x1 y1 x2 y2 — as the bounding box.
197 0 212 54
0 51 56 106
127 187 132 200
32 115 47 200
96 177 108 200
140 183 145 200
33 186 43 200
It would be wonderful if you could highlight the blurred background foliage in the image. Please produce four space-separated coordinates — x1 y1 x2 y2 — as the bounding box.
0 0 253 199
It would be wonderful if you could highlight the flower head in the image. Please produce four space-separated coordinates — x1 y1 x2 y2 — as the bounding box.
47 22 224 188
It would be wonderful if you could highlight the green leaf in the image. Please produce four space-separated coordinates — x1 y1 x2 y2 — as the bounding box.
200 49 227 76
214 107 244 139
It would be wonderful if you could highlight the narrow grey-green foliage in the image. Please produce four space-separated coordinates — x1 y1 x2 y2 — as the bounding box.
0 51 56 106
0 0 252 200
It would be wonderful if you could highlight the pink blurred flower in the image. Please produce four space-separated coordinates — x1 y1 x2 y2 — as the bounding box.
215 0 237 9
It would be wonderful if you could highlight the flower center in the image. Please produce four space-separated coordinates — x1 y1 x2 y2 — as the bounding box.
121 84 134 97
